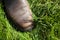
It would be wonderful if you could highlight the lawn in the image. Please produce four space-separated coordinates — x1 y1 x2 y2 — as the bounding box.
0 0 60 40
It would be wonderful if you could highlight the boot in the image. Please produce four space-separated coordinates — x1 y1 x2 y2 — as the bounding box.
4 0 33 31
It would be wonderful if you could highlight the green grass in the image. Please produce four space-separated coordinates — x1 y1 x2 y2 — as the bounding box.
0 0 60 40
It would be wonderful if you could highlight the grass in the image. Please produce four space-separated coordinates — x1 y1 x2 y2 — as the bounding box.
0 0 60 40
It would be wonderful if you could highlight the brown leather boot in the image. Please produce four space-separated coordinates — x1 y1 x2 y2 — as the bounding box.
4 0 33 31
